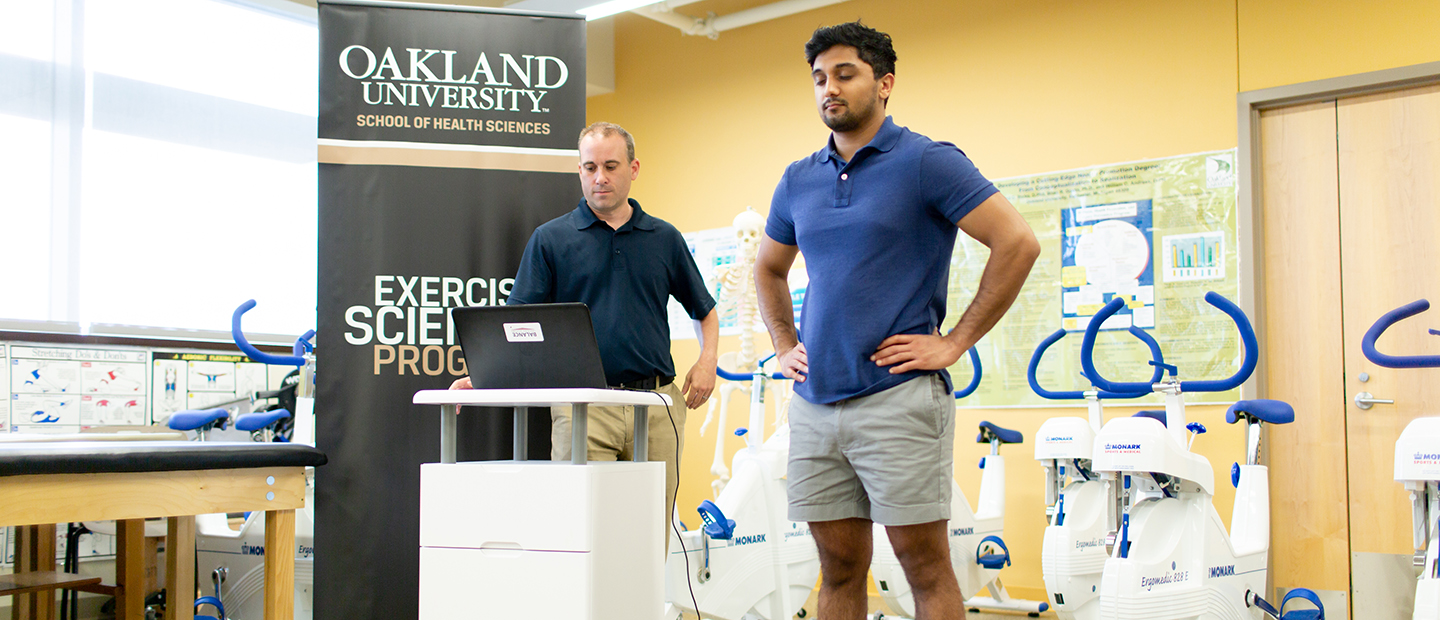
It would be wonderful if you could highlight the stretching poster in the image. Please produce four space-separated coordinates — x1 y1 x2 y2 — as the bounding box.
315 2 585 618
946 150 1240 407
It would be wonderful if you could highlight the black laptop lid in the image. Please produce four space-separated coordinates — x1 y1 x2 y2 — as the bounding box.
451 303 609 390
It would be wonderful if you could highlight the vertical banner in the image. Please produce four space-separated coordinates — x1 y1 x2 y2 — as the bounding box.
316 2 584 618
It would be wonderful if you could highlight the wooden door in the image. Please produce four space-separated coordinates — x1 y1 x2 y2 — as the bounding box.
1260 100 1351 599
1263 82 1440 618
1338 83 1440 608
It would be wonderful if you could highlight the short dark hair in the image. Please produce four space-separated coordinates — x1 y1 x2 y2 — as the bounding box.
804 21 896 80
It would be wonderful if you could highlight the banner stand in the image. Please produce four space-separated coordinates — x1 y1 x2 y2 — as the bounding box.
316 3 585 617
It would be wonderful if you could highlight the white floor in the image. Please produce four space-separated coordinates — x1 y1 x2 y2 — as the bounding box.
678 593 1056 619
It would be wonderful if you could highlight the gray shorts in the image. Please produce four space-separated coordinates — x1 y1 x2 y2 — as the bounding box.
787 374 955 526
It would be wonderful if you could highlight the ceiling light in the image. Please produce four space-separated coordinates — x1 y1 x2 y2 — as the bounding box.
576 0 665 21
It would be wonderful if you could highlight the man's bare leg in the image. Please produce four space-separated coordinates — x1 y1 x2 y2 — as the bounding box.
812 518 874 620
886 520 963 619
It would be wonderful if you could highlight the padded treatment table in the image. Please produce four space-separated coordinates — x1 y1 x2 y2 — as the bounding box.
0 441 326 620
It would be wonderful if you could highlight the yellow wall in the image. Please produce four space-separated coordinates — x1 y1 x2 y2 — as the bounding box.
1239 0 1440 91
586 0 1440 603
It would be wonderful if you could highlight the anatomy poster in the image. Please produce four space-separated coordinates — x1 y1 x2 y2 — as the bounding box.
670 225 809 342
670 226 741 338
151 351 274 423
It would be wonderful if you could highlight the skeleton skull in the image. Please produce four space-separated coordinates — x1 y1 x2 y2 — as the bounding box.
733 207 765 246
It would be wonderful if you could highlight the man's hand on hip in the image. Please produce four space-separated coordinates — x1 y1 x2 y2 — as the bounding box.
872 333 966 374
681 363 716 409
777 342 808 382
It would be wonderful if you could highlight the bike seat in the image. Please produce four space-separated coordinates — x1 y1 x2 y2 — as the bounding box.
1226 399 1295 425
235 409 292 432
168 408 229 431
1133 410 1167 425
976 421 1023 445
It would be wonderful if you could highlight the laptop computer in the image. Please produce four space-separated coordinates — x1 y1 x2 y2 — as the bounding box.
450 302 609 390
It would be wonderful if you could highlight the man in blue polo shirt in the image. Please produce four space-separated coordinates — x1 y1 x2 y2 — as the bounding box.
754 22 1040 619
452 122 719 543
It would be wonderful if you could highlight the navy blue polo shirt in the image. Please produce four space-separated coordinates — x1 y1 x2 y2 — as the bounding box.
767 116 998 404
508 198 716 386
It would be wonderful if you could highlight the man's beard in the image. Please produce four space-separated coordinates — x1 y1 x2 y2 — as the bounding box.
822 105 865 132
821 90 879 132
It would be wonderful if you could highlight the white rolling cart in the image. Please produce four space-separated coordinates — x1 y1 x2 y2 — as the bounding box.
413 388 671 619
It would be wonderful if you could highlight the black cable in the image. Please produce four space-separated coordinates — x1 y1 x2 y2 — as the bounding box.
620 385 702 618
659 390 703 619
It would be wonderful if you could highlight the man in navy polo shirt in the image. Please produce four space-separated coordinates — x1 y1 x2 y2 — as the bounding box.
452 122 719 546
755 22 1040 619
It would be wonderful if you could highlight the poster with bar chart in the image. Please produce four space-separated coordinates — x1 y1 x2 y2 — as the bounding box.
1162 231 1224 282
947 149 1239 407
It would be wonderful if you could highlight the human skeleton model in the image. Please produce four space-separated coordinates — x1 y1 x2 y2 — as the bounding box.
697 207 790 496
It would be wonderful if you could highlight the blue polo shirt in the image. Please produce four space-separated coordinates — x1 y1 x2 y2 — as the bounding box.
767 116 998 404
508 198 716 386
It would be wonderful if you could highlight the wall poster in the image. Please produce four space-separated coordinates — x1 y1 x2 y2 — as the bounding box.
946 150 1240 407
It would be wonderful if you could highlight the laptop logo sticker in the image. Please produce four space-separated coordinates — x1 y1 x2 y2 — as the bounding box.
503 322 544 342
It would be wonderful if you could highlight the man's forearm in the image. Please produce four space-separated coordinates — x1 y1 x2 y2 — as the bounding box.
693 309 719 364
756 273 798 352
946 232 1040 351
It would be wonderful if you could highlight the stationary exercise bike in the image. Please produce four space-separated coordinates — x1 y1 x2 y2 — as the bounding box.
665 359 819 620
1081 292 1323 619
168 300 318 620
1028 325 1166 619
870 348 1049 618
699 352 795 497
1361 299 1440 620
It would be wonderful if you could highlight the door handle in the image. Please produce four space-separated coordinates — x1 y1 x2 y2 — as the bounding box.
1354 391 1395 410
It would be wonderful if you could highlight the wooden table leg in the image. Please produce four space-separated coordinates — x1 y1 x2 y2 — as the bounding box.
12 524 57 620
264 509 295 620
12 525 33 620
166 516 196 620
114 519 146 620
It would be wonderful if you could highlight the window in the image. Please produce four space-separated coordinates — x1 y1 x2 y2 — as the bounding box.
0 0 318 339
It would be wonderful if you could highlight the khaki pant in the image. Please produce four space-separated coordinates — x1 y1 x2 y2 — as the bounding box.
551 381 686 552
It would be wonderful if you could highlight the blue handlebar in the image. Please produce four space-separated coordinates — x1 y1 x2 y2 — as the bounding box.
293 329 316 358
1081 292 1257 393
1362 299 1440 368
1027 327 1163 400
953 346 982 399
233 300 307 367
716 366 786 381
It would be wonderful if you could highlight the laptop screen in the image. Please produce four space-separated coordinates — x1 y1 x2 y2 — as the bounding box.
450 303 609 390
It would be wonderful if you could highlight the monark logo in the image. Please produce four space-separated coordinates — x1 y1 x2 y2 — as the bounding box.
950 527 974 537
730 534 766 547
1415 452 1440 463
339 46 569 112
1105 443 1142 453
1208 564 1235 578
